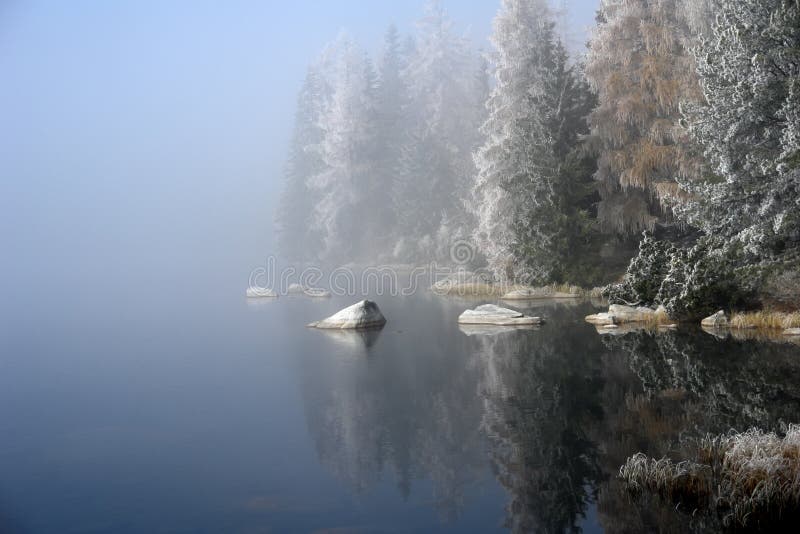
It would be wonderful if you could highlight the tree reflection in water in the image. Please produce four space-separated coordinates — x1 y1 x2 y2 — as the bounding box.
471 304 604 533
297 300 800 532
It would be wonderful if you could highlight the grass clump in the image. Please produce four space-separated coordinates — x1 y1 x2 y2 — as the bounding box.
620 425 800 530
431 281 500 296
646 307 673 327
730 311 800 330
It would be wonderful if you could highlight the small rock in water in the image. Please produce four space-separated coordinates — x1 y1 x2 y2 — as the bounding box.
287 283 307 294
701 310 729 328
458 304 543 326
308 300 386 330
784 328 800 336
502 287 580 300
585 312 616 325
586 304 667 325
303 288 331 298
246 287 278 298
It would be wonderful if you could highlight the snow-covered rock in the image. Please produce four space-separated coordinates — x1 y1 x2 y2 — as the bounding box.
457 304 543 326
246 287 278 298
585 304 668 325
307 300 386 330
431 271 493 295
287 283 307 294
784 328 800 337
701 310 729 328
501 287 580 300
304 288 331 298
585 312 616 325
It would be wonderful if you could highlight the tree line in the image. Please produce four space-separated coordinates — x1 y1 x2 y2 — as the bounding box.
277 0 800 318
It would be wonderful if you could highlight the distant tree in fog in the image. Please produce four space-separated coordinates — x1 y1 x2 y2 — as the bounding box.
308 34 380 263
392 0 487 263
275 66 327 261
277 2 488 265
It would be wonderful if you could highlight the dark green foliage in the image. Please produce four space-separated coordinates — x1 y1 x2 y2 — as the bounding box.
604 232 673 305
605 233 760 319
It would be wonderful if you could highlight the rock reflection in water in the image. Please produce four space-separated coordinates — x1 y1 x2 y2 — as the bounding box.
298 309 489 520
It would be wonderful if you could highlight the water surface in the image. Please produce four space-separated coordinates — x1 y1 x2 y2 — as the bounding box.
2 283 799 533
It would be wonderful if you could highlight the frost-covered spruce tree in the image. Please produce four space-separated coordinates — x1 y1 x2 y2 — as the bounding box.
367 25 408 255
683 0 800 258
472 0 596 283
586 0 707 235
276 66 327 261
308 35 379 263
393 0 486 262
473 0 559 282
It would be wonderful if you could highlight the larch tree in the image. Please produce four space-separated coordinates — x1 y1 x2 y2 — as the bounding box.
585 0 707 236
605 0 799 318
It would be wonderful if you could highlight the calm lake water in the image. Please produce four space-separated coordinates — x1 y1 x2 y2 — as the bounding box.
2 280 800 533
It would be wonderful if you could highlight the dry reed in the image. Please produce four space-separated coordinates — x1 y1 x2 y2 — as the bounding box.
620 425 800 529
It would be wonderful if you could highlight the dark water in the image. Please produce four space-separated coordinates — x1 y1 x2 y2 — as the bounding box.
2 284 800 533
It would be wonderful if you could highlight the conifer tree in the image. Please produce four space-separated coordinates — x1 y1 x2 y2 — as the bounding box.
276 67 327 261
393 0 485 262
684 0 800 257
473 0 598 284
309 35 379 263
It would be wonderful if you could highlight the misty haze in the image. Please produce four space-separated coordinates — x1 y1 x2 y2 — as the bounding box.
2 1 800 533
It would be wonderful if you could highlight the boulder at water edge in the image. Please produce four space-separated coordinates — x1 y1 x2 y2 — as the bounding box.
501 287 580 300
585 304 667 325
701 310 729 328
287 283 307 294
304 288 331 298
246 287 278 298
307 300 387 329
458 304 543 326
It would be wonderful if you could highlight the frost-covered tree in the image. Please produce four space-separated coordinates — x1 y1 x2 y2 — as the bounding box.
392 0 487 262
473 0 598 284
586 0 707 235
683 0 800 257
276 66 327 260
606 0 800 318
369 25 408 248
308 35 380 263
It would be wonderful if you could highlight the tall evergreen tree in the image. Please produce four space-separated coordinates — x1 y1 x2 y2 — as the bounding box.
393 0 485 262
276 66 327 261
308 35 379 263
473 0 598 284
683 0 800 257
370 25 408 250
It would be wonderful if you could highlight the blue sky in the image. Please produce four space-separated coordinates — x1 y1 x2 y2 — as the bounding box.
0 0 599 293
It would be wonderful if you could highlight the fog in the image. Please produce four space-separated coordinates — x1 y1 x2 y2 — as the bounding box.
0 0 597 306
